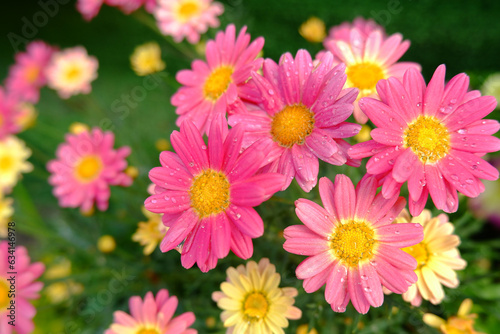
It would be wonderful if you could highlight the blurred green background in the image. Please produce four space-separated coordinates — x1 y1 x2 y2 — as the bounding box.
1 0 500 333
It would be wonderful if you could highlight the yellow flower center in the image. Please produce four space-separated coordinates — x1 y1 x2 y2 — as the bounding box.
24 65 40 83
74 155 102 182
404 116 450 163
189 169 230 218
136 329 160 334
0 278 10 309
177 0 201 22
64 65 82 83
243 292 269 320
346 62 385 91
0 155 14 172
270 104 315 148
203 66 233 101
330 221 376 267
403 242 429 270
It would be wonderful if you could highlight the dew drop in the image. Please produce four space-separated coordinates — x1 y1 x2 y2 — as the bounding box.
364 287 372 292
465 178 474 184
471 165 478 170
388 159 395 165
395 230 400 235
189 162 194 167
361 275 368 281
457 128 467 134
151 199 157 204
337 306 346 312
450 98 457 104
201 145 207 150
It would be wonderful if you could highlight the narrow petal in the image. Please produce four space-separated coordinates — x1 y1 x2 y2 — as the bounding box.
295 198 335 237
296 251 335 279
333 175 356 221
423 64 446 117
376 223 424 248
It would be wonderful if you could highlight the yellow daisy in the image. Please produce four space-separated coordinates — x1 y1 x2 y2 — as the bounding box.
396 209 467 306
130 42 166 76
44 258 84 304
0 136 33 192
299 17 326 43
0 195 14 237
132 206 168 255
423 299 485 334
212 258 302 334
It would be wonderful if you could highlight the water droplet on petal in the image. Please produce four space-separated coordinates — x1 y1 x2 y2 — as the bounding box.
450 174 459 181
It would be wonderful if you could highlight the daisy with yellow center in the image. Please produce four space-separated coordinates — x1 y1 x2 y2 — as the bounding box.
299 17 326 43
155 0 224 44
395 209 466 306
423 299 486 334
349 65 500 216
212 258 302 333
0 195 13 237
132 206 168 255
46 46 98 99
284 175 424 314
320 17 420 123
0 136 33 192
130 42 166 76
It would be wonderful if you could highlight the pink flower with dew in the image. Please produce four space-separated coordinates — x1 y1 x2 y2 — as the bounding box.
144 116 285 272
5 40 54 103
0 88 23 139
229 50 361 192
349 65 500 216
47 127 132 212
105 289 197 334
46 46 98 99
284 175 424 314
320 17 420 123
171 24 264 134
155 0 224 44
0 241 44 334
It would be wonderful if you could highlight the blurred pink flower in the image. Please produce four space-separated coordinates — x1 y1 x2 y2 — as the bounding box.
5 40 54 103
325 17 383 43
229 50 361 192
349 65 500 216
155 0 224 44
171 24 264 134
145 117 285 272
284 175 423 314
77 0 155 21
105 289 197 334
47 127 132 212
0 241 44 334
0 88 23 139
46 46 98 99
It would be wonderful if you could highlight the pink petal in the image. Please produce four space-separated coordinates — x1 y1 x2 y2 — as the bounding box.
227 205 263 238
358 98 406 128
348 140 387 159
230 225 253 259
407 162 426 201
366 147 402 175
408 188 429 216
402 68 426 117
295 198 335 237
296 251 335 279
425 164 447 210
325 261 348 307
160 209 198 252
375 244 417 270
374 257 410 294
423 64 446 117
443 96 497 131
451 149 499 181
318 177 339 221
359 263 383 307
438 155 482 197
440 73 470 114
292 145 319 192
392 148 418 183
283 226 330 256
333 174 356 221
371 128 403 146
210 214 231 259
451 133 500 153
354 176 377 220
376 223 424 248
302 264 331 293
347 268 370 314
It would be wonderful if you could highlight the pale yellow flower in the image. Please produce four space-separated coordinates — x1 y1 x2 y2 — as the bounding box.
130 42 166 76
0 195 14 237
354 124 372 143
396 209 466 306
15 102 37 131
423 299 485 334
69 122 90 135
0 136 33 192
97 235 116 253
299 17 326 43
124 166 139 179
45 258 84 304
481 73 500 109
296 324 318 334
212 258 302 334
132 206 168 255
155 138 171 151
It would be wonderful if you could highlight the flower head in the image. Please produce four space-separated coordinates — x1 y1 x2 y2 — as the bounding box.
47 127 132 212
212 258 301 333
132 206 168 255
229 50 361 192
0 195 13 237
284 175 424 314
5 40 54 103
299 17 326 43
77 0 155 20
349 65 500 216
320 17 420 123
0 241 44 334
0 136 33 193
144 117 285 272
172 24 264 134
0 88 23 139
130 42 166 76
155 0 224 44
46 46 98 99
395 209 466 306
423 299 485 334
105 289 197 334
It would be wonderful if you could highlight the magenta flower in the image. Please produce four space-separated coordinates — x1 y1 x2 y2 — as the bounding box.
155 0 224 44
319 17 420 123
349 65 500 215
47 127 132 212
171 24 264 134
5 40 54 103
0 241 45 334
0 88 23 139
105 289 196 334
77 0 155 21
145 117 285 272
284 175 423 314
229 50 360 192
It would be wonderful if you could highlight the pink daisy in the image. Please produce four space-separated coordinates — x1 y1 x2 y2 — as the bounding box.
283 175 424 314
105 289 197 334
144 116 285 272
76 0 104 20
0 241 45 334
77 0 155 21
0 88 23 139
171 24 264 134
229 50 361 192
5 40 54 103
348 65 500 216
47 127 132 212
320 18 420 123
155 0 224 44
